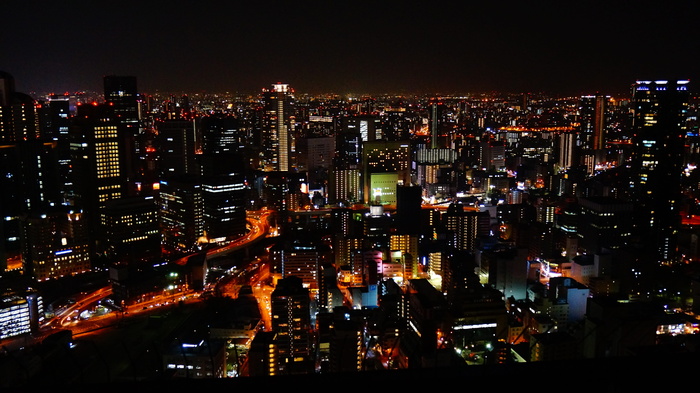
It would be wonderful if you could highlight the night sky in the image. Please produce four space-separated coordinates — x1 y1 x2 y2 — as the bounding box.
2 1 699 97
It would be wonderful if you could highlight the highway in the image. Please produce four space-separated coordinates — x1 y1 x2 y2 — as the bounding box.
36 209 274 336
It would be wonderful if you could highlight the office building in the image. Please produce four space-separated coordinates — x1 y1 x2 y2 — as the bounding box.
69 103 131 260
0 71 39 143
20 209 91 281
0 287 43 340
630 79 689 264
201 172 247 243
101 196 161 265
155 118 199 179
261 83 295 172
159 174 205 254
362 140 411 204
270 276 313 374
103 75 142 194
576 196 633 254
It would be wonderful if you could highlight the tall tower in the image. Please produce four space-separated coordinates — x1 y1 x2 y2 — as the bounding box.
579 94 610 173
0 71 39 143
0 71 51 271
69 103 130 260
630 79 689 264
103 75 142 194
270 275 313 374
261 83 294 172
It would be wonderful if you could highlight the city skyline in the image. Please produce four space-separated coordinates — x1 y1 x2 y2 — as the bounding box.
3 1 699 96
4 2 700 387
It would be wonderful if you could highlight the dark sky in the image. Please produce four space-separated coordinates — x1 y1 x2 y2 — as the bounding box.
2 1 699 97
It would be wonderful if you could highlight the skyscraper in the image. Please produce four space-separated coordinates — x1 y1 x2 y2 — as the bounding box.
69 102 131 260
261 83 295 172
270 275 313 374
630 79 689 264
103 75 142 194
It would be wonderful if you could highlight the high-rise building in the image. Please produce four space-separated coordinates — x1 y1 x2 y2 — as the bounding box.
0 71 39 143
630 79 689 264
343 115 382 144
261 83 295 172
20 209 91 281
103 75 139 127
39 95 72 202
159 174 204 254
270 275 313 374
101 196 161 265
69 103 131 260
442 203 490 252
269 237 329 290
579 94 611 174
201 173 247 243
577 196 633 254
329 166 361 205
362 140 411 204
103 75 142 194
154 118 199 179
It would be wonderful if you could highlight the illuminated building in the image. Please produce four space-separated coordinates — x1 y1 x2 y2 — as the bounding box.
1 141 62 269
362 140 411 204
442 202 490 252
325 306 367 372
414 147 458 165
155 118 199 178
38 95 72 200
162 332 227 378
201 173 247 243
343 115 382 144
270 237 331 290
69 103 130 261
103 75 142 194
556 130 577 172
101 195 161 265
630 79 689 264
270 276 313 375
578 94 610 174
0 72 48 270
389 234 419 280
0 287 43 340
20 209 90 281
247 331 278 376
576 196 633 254
530 277 589 328
159 175 204 254
0 71 39 143
329 166 361 205
480 139 506 171
261 83 295 172
369 173 399 205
